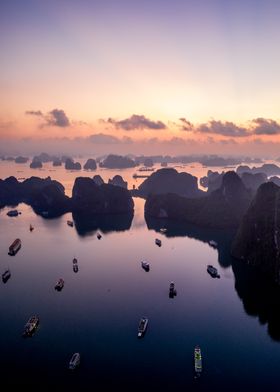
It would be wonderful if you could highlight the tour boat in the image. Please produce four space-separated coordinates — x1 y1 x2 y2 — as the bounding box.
155 238 162 247
55 278 65 291
8 238 21 256
22 315 39 337
2 269 11 283
7 209 19 217
207 265 220 278
73 258 79 273
141 261 150 271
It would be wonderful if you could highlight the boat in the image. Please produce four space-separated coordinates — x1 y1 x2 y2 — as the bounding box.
73 258 79 273
69 353 80 370
7 209 20 217
209 240 218 248
55 278 65 291
155 238 162 247
22 315 39 337
141 261 150 271
159 228 167 233
194 346 202 377
67 220 74 227
8 238 21 256
132 173 149 179
207 265 220 278
2 269 11 283
138 167 155 172
29 224 34 232
138 317 148 338
97 232 102 240
169 281 177 298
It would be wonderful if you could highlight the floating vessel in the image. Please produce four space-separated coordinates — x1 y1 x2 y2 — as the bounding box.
2 269 11 283
97 232 102 240
132 173 149 179
29 224 34 232
55 278 65 291
209 240 218 248
22 315 39 337
207 265 220 279
169 281 177 298
138 167 155 172
155 238 162 247
141 261 150 271
69 353 80 370
7 209 20 217
8 238 21 256
73 258 79 273
138 317 148 338
160 228 167 233
67 220 74 227
194 346 202 377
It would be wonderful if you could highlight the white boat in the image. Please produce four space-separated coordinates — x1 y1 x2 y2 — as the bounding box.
159 228 167 233
155 238 162 247
69 353 80 370
207 265 220 278
141 261 150 271
55 278 65 291
138 317 148 338
209 240 218 248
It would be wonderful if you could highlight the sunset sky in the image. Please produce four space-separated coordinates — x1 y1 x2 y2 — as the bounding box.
1 0 280 156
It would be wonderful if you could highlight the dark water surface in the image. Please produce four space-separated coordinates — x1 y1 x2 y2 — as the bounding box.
0 164 280 391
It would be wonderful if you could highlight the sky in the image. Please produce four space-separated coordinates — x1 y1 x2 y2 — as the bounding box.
1 0 280 156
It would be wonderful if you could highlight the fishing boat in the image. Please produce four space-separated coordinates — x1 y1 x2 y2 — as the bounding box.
67 220 74 227
22 315 39 337
55 278 65 291
141 261 150 271
2 269 11 283
155 238 162 247
8 238 21 256
194 346 202 377
69 353 80 370
138 317 148 338
207 265 220 279
73 258 79 273
169 281 177 298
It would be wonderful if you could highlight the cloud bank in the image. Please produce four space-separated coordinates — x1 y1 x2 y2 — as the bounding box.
105 114 167 130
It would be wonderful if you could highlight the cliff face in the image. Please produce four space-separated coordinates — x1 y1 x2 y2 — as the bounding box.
99 154 136 169
145 171 251 229
72 177 134 215
232 182 280 283
83 159 97 170
138 168 203 198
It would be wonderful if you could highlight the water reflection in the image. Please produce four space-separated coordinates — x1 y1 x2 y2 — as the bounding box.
145 214 235 267
72 212 134 236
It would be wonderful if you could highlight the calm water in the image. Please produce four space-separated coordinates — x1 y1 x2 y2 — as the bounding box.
1 162 280 390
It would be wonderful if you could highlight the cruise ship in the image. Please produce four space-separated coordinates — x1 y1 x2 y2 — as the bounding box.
8 238 21 256
22 315 39 337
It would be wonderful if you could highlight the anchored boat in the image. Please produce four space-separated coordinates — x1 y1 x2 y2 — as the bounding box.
55 278 65 291
141 261 150 271
73 258 79 273
207 265 220 279
8 238 21 256
22 315 39 337
69 353 80 370
169 281 177 298
194 346 202 377
67 220 74 227
138 317 148 338
2 269 11 283
155 238 162 247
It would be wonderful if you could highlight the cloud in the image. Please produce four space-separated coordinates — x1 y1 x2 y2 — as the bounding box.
25 110 43 116
26 108 70 127
179 118 193 131
251 118 280 135
197 120 248 137
106 114 167 130
87 133 133 144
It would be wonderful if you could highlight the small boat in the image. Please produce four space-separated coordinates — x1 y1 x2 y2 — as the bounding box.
8 238 21 256
207 265 220 279
194 346 202 377
22 315 39 337
69 353 80 370
7 209 20 217
141 261 150 271
209 240 218 248
73 258 79 273
132 173 149 179
138 317 148 338
155 238 162 247
55 278 65 291
159 228 167 233
138 167 155 172
29 224 34 232
67 220 74 227
2 269 11 283
169 281 177 298
97 232 102 240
